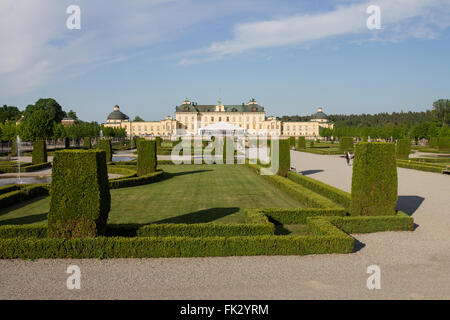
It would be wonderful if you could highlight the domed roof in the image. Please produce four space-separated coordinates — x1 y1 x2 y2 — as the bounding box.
311 107 328 120
107 105 129 120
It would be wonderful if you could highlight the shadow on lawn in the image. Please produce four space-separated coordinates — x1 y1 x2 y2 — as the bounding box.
0 195 48 218
153 207 240 224
0 213 47 226
106 207 240 237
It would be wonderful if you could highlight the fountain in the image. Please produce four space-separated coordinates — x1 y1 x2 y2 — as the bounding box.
100 129 104 139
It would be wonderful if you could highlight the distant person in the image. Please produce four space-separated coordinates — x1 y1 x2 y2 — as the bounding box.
345 152 351 166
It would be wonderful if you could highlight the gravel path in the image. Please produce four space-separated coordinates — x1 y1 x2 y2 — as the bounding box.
0 151 449 299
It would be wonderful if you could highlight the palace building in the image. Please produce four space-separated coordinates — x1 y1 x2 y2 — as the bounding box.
104 99 333 138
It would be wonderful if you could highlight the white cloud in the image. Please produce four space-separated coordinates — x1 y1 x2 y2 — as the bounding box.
0 0 256 96
181 0 450 64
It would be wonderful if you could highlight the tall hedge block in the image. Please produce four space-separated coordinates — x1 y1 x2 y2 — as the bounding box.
11 139 17 156
396 139 410 159
137 140 157 176
429 137 438 148
277 139 290 177
64 137 70 149
350 142 397 216
98 139 112 162
32 140 47 164
83 137 91 149
438 137 450 151
48 150 111 238
289 136 295 148
295 136 306 150
155 136 162 148
339 137 354 152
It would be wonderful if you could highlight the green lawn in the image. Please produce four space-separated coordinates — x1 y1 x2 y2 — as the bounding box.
0 164 303 226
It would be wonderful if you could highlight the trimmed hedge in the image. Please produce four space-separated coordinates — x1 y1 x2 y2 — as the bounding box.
32 140 47 164
247 164 341 208
155 136 162 148
287 171 351 209
429 137 438 148
48 150 111 238
277 139 290 176
136 222 274 237
289 136 295 148
438 137 450 151
83 137 92 149
396 139 410 159
0 232 355 259
98 139 112 162
249 208 347 225
339 137 354 152
109 170 164 189
295 137 306 150
0 184 49 208
64 137 70 149
396 160 443 173
137 140 157 176
351 142 397 216
0 162 51 173
323 211 414 233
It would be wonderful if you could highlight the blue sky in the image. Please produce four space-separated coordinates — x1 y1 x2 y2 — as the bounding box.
0 0 449 123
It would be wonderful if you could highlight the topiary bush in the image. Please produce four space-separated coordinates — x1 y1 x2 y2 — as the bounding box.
137 140 157 176
339 137 354 152
289 136 295 149
350 142 397 216
429 137 438 148
48 150 111 238
396 139 411 159
277 139 290 177
295 136 306 150
64 137 70 149
32 140 47 164
98 139 112 162
438 137 450 151
155 136 162 148
83 136 91 149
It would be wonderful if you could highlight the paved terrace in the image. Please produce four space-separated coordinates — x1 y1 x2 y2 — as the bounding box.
0 151 449 299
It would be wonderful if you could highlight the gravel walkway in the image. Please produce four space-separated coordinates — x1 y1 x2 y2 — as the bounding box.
0 151 449 299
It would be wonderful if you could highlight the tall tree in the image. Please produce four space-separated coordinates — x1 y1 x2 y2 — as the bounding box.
432 99 450 125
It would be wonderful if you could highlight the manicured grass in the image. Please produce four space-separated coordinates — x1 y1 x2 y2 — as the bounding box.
0 164 303 226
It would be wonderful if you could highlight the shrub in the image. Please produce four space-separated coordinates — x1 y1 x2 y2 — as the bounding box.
98 139 112 162
155 136 162 148
295 137 306 150
137 140 157 176
277 139 290 176
309 140 314 148
32 140 47 164
396 160 443 173
0 184 49 209
287 171 351 209
64 137 70 149
350 142 397 216
289 136 295 148
48 150 111 238
83 136 92 149
109 170 164 189
339 137 354 152
429 137 438 148
438 137 450 151
396 139 410 159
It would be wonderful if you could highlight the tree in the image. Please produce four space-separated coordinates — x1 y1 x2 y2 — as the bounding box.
0 121 17 141
432 99 450 125
133 116 144 122
0 105 21 123
66 109 79 120
19 109 53 140
23 98 65 123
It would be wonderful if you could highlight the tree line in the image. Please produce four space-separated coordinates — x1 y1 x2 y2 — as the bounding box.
0 98 126 142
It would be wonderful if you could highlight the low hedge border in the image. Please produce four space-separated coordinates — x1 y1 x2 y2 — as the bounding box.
396 160 443 173
0 162 51 173
286 171 351 209
0 184 50 208
251 208 348 225
109 170 165 189
246 164 341 208
321 211 414 233
297 148 343 155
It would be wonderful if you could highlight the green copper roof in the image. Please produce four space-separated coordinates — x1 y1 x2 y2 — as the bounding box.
176 103 264 113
